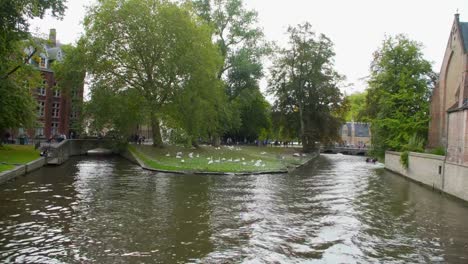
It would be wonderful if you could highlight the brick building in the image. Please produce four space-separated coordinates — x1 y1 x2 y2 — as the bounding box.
428 14 468 165
15 29 84 141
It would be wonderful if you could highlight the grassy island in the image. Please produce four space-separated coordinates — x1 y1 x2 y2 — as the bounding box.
129 145 313 173
0 145 40 172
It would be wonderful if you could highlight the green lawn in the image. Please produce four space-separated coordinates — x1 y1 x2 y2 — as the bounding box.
130 144 312 173
0 145 40 172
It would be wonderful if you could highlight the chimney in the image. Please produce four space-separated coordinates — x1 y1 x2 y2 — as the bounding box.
49 29 56 47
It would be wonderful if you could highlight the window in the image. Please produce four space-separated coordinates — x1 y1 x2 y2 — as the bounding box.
52 103 60 117
51 122 59 135
37 80 46 96
40 57 47 68
37 101 45 117
35 124 44 137
70 111 79 119
53 89 60 97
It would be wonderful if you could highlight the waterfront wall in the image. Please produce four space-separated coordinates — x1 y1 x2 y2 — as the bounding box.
385 151 468 202
0 157 46 185
444 162 468 201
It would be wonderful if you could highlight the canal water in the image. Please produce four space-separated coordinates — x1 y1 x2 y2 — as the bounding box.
1 154 468 263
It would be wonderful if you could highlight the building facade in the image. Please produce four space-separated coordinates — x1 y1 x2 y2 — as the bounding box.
428 14 468 166
15 29 83 141
340 122 371 148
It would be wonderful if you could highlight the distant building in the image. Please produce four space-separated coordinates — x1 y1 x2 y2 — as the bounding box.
13 29 84 141
340 122 371 147
428 14 468 166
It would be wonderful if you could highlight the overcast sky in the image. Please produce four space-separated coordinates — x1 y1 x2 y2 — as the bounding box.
30 0 468 95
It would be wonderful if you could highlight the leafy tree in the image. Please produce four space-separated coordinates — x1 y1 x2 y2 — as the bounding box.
83 0 222 147
269 23 346 152
344 91 367 121
365 34 433 158
0 40 43 143
228 88 271 142
85 81 147 142
191 0 270 144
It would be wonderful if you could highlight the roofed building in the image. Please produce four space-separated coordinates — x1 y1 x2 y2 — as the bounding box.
340 122 371 148
10 29 84 142
428 14 468 166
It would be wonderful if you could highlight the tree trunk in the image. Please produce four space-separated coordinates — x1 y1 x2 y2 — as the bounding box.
151 113 164 148
302 134 315 153
212 135 221 147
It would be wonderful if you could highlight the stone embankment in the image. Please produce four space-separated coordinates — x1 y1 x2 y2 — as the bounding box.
0 157 46 185
385 151 468 202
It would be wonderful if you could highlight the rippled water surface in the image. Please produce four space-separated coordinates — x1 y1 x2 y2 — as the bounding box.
1 154 468 263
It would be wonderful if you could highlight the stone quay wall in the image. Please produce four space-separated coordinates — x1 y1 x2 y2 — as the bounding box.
0 157 46 185
385 151 468 202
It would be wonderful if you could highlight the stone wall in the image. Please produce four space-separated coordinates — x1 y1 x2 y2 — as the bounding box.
385 151 444 190
444 162 468 201
386 151 468 202
0 157 46 185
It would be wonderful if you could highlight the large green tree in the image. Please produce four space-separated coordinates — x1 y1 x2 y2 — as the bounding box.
365 34 433 157
83 0 222 147
269 23 346 152
191 0 270 143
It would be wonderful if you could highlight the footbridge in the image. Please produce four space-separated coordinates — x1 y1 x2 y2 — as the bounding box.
320 146 368 156
40 139 119 165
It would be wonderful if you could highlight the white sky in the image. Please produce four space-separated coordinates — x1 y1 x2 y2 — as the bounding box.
30 0 468 95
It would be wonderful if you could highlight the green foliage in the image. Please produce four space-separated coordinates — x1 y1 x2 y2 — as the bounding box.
226 89 271 141
0 66 38 139
268 23 346 151
85 83 147 142
345 91 367 121
192 0 270 142
84 0 222 146
366 35 433 158
400 151 409 169
403 134 425 153
428 146 446 156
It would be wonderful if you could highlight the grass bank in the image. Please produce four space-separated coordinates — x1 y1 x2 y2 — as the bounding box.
129 144 313 173
0 145 40 172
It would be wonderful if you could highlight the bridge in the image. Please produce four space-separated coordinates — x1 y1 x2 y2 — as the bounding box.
320 146 368 156
40 139 119 165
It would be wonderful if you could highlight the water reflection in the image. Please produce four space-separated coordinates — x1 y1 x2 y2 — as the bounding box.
1 155 468 263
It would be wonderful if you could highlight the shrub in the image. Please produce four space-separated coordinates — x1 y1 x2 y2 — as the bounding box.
400 151 409 169
428 146 445 156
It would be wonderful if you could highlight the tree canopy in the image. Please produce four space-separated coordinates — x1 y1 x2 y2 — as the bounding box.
365 34 433 157
269 23 346 152
191 0 271 143
344 91 367 122
84 0 223 147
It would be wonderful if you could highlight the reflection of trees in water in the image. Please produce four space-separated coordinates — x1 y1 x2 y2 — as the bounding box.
354 168 468 262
